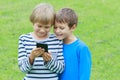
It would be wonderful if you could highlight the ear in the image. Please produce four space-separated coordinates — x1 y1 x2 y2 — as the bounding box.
70 24 76 31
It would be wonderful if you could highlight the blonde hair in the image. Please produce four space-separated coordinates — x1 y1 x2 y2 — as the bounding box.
30 3 54 25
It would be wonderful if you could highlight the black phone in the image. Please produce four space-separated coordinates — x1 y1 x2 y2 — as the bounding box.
36 43 48 52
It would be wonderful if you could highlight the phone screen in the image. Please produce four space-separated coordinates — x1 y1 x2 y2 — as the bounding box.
36 43 48 52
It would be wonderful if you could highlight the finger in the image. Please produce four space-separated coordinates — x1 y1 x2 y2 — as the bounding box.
46 53 52 60
44 54 49 61
35 48 44 56
42 53 48 61
47 52 51 54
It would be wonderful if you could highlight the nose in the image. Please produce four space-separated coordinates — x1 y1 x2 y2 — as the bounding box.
39 28 45 33
55 28 60 33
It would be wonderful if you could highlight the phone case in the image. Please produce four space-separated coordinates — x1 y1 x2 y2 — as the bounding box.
36 43 48 52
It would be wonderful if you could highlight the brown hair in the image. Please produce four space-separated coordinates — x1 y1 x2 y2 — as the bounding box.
55 8 78 28
30 3 54 25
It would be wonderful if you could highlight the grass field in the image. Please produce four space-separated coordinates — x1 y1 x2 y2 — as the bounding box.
0 0 120 80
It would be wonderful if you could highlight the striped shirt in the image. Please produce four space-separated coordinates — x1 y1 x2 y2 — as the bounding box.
18 33 64 80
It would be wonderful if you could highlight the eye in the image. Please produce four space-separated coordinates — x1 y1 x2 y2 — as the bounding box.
38 25 42 28
60 27 64 30
53 26 57 29
45 26 50 29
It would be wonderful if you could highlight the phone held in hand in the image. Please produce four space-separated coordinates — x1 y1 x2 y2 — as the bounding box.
36 43 48 52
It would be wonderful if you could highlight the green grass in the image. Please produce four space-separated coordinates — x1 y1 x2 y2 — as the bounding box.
0 0 120 80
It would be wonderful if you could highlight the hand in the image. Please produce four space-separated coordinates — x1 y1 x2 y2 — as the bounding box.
29 48 45 65
42 52 52 62
30 48 45 59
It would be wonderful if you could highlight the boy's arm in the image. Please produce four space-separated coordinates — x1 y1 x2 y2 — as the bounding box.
18 36 32 73
44 55 64 74
78 46 92 80
44 41 64 74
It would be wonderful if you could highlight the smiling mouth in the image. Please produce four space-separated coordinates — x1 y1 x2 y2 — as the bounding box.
56 34 62 36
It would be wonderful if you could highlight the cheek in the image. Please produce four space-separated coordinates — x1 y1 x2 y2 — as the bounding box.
33 26 38 30
63 30 70 36
33 27 37 31
53 29 57 33
61 29 66 33
46 28 51 32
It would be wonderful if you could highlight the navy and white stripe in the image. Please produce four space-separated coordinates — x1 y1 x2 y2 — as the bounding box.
18 33 64 80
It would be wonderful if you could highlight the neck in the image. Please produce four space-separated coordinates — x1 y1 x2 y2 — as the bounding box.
32 32 48 40
63 34 77 44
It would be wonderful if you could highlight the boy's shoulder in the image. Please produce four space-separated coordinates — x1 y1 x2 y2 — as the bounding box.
49 33 59 40
19 33 31 39
49 33 63 43
49 33 56 37
77 39 89 49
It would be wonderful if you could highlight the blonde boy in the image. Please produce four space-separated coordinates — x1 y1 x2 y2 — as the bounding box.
18 3 64 80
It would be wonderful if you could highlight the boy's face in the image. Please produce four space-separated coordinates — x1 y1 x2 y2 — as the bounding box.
54 22 73 40
33 22 51 39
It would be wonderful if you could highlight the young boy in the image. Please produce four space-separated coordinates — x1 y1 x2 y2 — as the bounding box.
54 8 92 80
18 3 64 80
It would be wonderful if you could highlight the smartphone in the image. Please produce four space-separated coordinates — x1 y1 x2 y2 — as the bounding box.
36 43 48 52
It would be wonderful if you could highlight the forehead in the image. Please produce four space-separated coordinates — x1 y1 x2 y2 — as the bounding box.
55 22 69 27
35 22 51 26
55 21 68 25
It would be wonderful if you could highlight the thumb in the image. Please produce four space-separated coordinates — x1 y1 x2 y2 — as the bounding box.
47 52 51 54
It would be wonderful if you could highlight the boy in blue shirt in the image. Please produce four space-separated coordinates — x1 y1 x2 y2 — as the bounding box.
54 8 92 80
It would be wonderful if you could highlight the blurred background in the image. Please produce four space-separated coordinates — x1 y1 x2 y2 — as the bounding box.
0 0 120 80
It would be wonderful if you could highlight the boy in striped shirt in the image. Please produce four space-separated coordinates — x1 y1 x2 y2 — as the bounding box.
18 3 64 80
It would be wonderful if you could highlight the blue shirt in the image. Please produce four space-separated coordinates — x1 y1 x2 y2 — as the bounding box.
59 39 92 80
